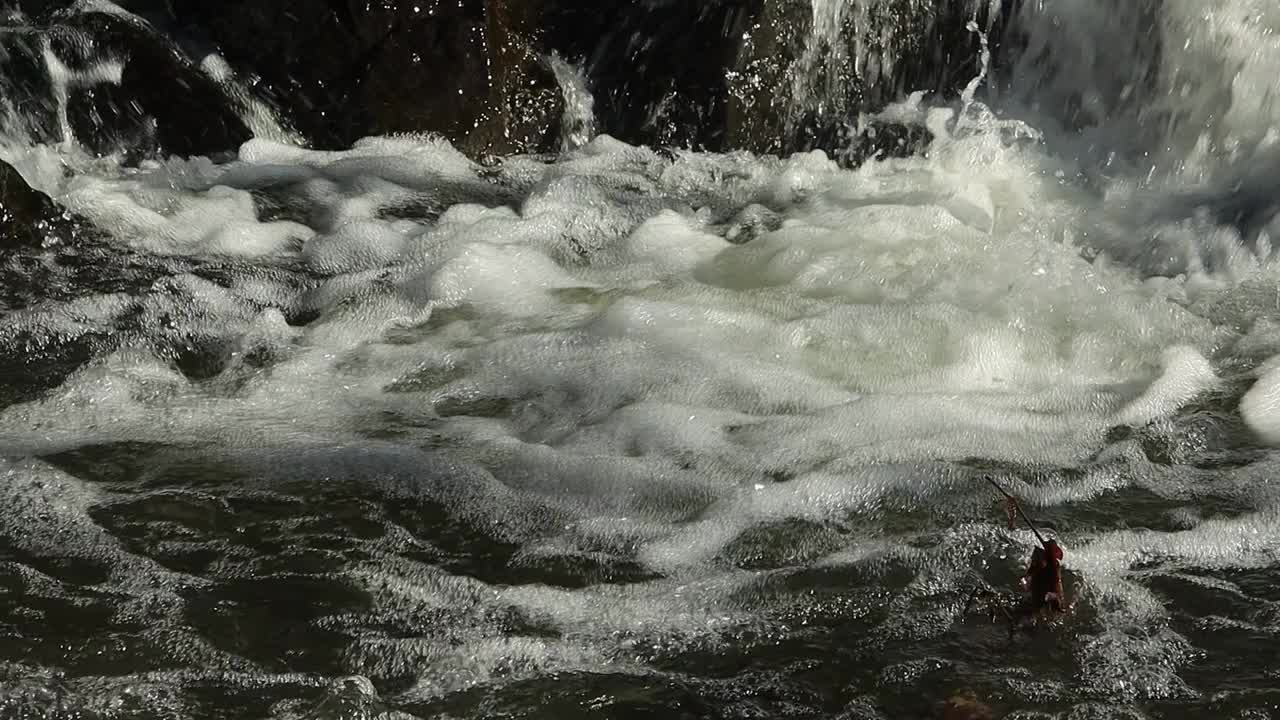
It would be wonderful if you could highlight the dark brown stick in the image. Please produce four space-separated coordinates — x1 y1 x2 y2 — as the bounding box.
985 477 1048 546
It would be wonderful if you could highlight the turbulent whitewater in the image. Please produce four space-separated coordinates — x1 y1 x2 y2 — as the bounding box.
5 2 1280 719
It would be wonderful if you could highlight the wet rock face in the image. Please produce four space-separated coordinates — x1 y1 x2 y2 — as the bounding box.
0 160 94 252
0 3 253 160
61 8 255 160
8 0 566 157
542 0 761 152
3 0 1033 163
156 0 760 155
0 161 54 247
156 0 564 156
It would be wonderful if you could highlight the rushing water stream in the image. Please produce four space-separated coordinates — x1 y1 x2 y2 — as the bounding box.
5 2 1280 719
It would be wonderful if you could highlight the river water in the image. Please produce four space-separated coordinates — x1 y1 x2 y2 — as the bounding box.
4 2 1280 719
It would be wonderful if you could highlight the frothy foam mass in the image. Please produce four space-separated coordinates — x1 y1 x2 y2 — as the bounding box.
5 3 1280 718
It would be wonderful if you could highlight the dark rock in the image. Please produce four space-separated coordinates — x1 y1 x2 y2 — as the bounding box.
0 161 48 218
55 6 254 160
540 0 761 151
0 160 64 248
3 0 1038 164
154 0 564 156
5 0 563 157
11 0 768 155
0 3 253 160
472 0 566 155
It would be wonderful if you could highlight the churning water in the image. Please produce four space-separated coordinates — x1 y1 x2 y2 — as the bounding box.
4 2 1280 719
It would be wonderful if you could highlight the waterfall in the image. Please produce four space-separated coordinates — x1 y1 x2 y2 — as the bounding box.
548 52 596 154
729 0 1009 155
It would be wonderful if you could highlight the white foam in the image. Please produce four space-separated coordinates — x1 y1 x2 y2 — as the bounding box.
238 135 479 185
1241 360 1280 445
334 550 766 701
420 242 588 316
610 209 728 273
302 219 409 274
56 176 314 256
1113 345 1218 427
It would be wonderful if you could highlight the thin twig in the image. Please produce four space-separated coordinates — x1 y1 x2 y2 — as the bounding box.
985 476 1048 546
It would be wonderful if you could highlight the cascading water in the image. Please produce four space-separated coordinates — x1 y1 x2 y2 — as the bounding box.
789 0 853 121
547 53 595 154
4 2 1280 719
744 0 1007 154
1001 0 1280 180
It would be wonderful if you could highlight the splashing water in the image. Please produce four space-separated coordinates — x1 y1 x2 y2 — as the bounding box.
1004 0 1280 182
790 0 854 119
4 3 1280 720
784 0 1005 138
548 53 596 154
